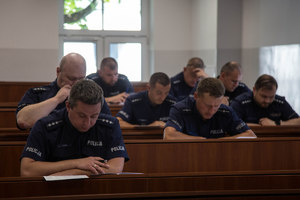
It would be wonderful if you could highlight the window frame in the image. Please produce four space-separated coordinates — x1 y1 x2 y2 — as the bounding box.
58 0 149 81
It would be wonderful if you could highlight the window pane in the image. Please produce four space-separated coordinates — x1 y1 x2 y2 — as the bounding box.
64 42 97 76
104 0 141 31
110 43 141 81
64 0 102 30
260 44 300 114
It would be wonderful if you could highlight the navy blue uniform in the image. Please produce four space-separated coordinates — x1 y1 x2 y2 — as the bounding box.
16 80 111 117
224 82 251 103
190 81 251 104
230 92 299 124
87 73 134 97
21 108 129 162
169 72 194 101
165 97 250 138
116 91 176 125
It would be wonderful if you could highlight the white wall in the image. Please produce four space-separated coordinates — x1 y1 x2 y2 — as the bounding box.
241 0 300 87
0 0 300 87
151 0 193 77
0 0 59 82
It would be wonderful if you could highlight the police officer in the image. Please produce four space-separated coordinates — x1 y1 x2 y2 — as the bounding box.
164 77 256 140
218 61 251 105
169 57 208 101
230 74 300 126
87 57 134 104
16 53 111 130
20 79 129 176
116 72 176 127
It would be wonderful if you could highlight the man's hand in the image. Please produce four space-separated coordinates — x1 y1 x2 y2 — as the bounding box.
221 96 229 106
148 121 166 128
106 92 130 104
259 118 276 126
193 68 208 79
76 156 109 175
55 84 71 103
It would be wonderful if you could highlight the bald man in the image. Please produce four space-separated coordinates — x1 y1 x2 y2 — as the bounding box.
16 53 110 130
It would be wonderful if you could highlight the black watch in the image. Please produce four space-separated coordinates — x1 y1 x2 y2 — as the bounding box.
275 120 281 125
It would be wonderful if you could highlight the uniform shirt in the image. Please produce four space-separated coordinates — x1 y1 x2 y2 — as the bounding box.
165 97 250 138
224 82 251 103
21 108 129 162
190 80 251 104
87 73 134 97
169 72 194 101
116 91 176 125
230 92 299 124
16 80 111 117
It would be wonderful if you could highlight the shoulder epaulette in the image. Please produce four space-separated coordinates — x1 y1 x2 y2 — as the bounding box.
165 98 176 104
273 98 284 104
217 108 230 114
182 108 192 113
97 116 115 127
45 120 63 131
173 80 181 84
33 87 48 92
241 99 252 104
131 98 142 103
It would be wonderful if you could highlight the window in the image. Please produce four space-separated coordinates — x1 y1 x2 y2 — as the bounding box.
260 44 300 114
59 0 149 81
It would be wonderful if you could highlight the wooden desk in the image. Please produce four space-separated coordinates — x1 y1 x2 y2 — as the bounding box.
250 125 300 137
1 170 300 199
121 126 163 139
1 137 300 177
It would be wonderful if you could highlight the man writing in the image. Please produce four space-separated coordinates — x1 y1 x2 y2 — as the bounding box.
164 77 256 139
116 72 176 128
20 79 128 176
230 74 300 126
87 57 134 104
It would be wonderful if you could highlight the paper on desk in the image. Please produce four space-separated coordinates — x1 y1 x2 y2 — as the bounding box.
44 175 89 181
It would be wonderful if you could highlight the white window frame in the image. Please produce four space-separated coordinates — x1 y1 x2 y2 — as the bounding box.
58 0 150 81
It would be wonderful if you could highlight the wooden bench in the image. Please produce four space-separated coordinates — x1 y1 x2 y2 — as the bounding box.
1 137 300 177
1 170 300 199
0 81 148 127
2 125 300 142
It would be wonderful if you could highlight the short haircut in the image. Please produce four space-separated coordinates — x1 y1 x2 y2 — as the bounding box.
186 57 205 69
149 72 170 87
196 77 225 98
254 74 278 90
68 79 104 108
220 61 241 75
100 57 118 71
59 53 86 71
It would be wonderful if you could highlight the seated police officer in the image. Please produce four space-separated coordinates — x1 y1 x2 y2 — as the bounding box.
16 53 111 130
164 77 256 140
116 72 176 128
169 57 208 101
218 61 251 105
230 74 300 126
87 57 134 104
189 61 251 105
20 79 128 176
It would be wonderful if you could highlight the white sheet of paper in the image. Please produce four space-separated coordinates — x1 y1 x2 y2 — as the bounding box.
44 175 89 181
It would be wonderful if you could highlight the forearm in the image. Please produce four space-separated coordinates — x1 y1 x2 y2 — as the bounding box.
21 158 77 177
148 121 165 128
281 118 300 125
102 157 124 174
117 117 135 128
50 169 91 176
17 97 61 129
223 130 257 139
164 127 206 140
